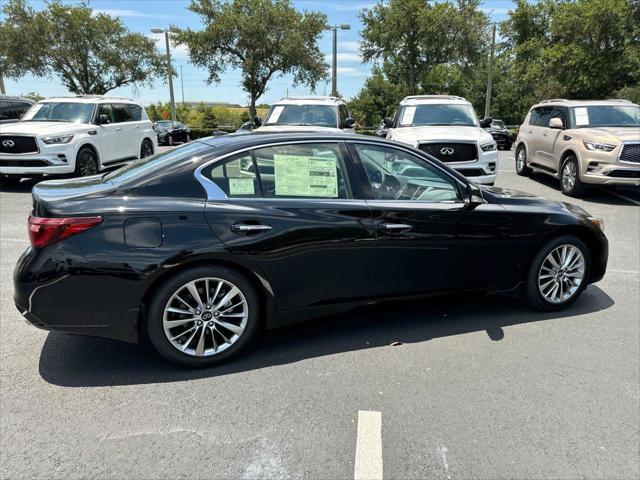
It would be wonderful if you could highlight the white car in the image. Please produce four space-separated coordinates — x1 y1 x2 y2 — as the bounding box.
0 96 157 185
256 96 355 133
384 95 498 185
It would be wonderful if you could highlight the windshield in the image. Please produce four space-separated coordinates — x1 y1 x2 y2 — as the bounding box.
21 102 95 123
570 105 640 128
264 104 337 127
154 121 174 130
399 104 479 127
492 119 506 128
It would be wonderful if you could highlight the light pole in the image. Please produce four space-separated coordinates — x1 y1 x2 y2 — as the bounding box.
484 23 497 119
325 24 350 97
180 65 185 104
151 27 176 123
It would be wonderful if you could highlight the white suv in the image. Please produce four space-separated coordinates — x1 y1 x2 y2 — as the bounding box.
256 96 355 133
384 95 498 185
0 96 157 185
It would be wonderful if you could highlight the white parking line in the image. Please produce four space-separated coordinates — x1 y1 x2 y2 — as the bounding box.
600 188 640 206
354 410 383 480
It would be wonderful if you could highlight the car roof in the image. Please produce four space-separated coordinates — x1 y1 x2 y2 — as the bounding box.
273 96 345 106
533 99 639 108
400 95 471 106
0 96 34 103
37 96 140 105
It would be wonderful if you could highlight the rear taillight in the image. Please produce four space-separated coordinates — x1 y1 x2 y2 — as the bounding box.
28 215 103 248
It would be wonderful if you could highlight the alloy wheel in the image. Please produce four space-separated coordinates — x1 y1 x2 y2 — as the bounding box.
78 151 97 176
537 244 585 304
516 149 526 171
141 141 153 158
562 161 577 191
162 277 249 357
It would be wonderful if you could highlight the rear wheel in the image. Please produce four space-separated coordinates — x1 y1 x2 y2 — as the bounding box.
515 145 531 176
560 155 586 196
74 147 98 177
167 134 174 146
146 266 261 367
525 235 590 311
140 139 154 158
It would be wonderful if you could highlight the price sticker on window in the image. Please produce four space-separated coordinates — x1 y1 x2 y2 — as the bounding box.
267 105 285 124
400 106 416 126
229 178 255 195
574 107 589 126
274 154 338 198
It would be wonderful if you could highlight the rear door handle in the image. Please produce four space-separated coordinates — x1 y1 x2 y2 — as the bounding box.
380 223 412 232
230 223 272 234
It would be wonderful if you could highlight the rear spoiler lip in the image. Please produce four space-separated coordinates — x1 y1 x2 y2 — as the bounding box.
32 177 117 217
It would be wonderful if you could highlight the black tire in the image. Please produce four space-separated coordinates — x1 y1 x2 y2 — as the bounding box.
140 139 154 158
560 155 586 197
0 175 22 187
74 147 98 177
515 145 531 176
186 134 191 143
525 235 591 311
167 134 174 146
146 266 261 367
504 142 512 151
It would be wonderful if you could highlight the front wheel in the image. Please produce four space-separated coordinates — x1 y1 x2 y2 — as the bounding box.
146 266 261 367
167 135 174 146
525 235 590 311
74 147 98 177
515 146 531 176
560 156 586 196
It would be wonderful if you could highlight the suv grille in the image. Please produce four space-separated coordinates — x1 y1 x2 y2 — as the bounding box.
619 143 640 164
418 143 477 163
0 135 39 154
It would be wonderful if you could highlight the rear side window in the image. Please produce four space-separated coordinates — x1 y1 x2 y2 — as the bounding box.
209 153 260 198
127 104 143 121
112 104 133 123
0 100 14 120
528 108 541 126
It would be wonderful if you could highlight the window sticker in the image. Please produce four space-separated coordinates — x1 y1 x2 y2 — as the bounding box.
229 178 255 195
574 107 589 126
274 154 338 197
267 105 285 124
400 106 416 126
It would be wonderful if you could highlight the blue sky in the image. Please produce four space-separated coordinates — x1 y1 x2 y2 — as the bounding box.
4 0 516 106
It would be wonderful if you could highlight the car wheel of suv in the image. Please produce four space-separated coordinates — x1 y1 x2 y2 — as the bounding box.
146 266 261 367
74 147 98 177
560 156 586 196
515 146 531 176
526 235 590 311
167 135 174 146
186 134 191 142
140 139 154 158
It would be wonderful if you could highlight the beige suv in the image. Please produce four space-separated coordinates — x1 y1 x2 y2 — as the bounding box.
515 99 640 196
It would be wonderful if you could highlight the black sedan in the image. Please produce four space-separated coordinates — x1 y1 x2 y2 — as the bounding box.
484 119 513 150
14 133 608 367
153 120 191 146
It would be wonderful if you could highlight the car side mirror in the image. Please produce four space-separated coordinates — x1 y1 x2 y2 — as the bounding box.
344 117 356 128
97 114 110 125
383 117 394 128
480 117 492 128
253 116 262 128
549 117 563 129
464 183 484 206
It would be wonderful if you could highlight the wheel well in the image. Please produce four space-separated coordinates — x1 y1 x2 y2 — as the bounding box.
541 226 603 281
77 143 99 164
137 259 272 341
560 149 578 166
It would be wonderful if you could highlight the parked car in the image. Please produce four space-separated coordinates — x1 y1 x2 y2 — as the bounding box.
154 120 191 146
484 118 513 150
211 129 229 137
384 95 498 185
0 95 157 186
0 96 34 124
15 132 608 367
256 96 355 133
515 99 640 196
236 121 255 134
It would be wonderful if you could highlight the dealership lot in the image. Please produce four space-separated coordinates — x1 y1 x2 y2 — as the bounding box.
1 150 638 478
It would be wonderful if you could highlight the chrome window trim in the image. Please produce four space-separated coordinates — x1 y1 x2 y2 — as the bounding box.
617 140 640 165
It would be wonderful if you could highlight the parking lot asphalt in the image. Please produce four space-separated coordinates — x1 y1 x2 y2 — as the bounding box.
1 149 639 479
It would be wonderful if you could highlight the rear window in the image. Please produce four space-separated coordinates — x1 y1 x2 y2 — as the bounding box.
128 104 143 121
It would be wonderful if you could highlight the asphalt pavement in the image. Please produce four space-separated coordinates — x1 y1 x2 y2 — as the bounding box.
1 149 638 479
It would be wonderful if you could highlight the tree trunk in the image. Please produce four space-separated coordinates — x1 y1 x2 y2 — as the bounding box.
249 96 257 119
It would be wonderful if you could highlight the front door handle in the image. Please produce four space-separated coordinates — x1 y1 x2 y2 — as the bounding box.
380 223 412 232
230 223 272 234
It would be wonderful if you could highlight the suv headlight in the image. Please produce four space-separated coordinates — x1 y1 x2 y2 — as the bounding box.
481 141 497 152
583 140 616 152
42 134 74 144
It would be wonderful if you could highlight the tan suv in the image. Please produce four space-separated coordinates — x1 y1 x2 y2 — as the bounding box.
515 99 640 196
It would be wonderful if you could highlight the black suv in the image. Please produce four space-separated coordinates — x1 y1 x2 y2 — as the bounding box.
0 96 34 124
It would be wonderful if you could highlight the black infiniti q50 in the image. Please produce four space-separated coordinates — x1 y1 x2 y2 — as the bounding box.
14 133 608 367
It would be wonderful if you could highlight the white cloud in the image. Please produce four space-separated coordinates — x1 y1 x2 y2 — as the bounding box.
336 67 368 76
324 52 362 63
329 2 376 12
93 9 172 19
338 41 361 53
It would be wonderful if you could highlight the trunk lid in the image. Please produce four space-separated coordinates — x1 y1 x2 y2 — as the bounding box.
32 175 116 217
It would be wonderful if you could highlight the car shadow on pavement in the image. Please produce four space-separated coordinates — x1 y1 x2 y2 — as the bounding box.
0 178 40 193
38 285 614 388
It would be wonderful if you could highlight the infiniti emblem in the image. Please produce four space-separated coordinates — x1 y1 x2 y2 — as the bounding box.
2 140 15 148
201 311 213 321
440 147 455 155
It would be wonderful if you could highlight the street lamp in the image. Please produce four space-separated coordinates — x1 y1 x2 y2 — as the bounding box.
151 27 177 123
325 23 351 98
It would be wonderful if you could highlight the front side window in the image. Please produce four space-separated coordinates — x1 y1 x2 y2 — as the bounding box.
570 105 640 128
528 108 541 126
537 106 567 128
21 102 95 124
398 104 478 127
209 153 259 198
264 104 338 128
254 143 349 199
353 143 461 202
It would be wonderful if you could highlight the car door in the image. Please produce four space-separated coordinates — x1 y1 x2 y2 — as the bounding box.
523 107 546 165
126 103 147 155
95 104 119 163
536 106 568 171
348 141 512 297
111 103 138 160
201 141 378 312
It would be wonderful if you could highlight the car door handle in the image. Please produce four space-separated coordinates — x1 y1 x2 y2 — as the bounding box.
380 223 412 231
230 223 272 233
543 132 548 137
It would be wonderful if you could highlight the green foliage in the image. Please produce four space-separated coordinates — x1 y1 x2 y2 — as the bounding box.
175 0 328 116
348 67 404 126
21 91 44 102
0 0 168 94
145 103 268 129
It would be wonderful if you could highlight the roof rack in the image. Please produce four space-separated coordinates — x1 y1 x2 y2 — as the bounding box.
75 94 135 101
539 99 570 104
403 95 468 102
280 95 342 102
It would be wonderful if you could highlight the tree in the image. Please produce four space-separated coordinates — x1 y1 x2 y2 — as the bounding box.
0 0 168 94
175 0 328 117
348 68 404 127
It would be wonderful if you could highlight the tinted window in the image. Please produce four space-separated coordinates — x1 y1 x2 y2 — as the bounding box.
0 100 13 120
353 143 461 202
128 104 143 121
97 104 114 123
113 104 133 123
537 106 567 128
570 105 640 128
339 104 350 127
209 153 260 198
528 108 541 126
254 143 349 199
13 102 32 117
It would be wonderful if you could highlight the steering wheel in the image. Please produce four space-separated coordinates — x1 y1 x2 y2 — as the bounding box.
369 169 400 199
